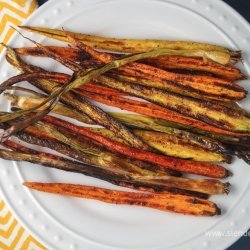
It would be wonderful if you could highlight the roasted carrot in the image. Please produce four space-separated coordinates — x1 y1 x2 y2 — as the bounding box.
93 75 250 133
60 35 250 132
23 182 221 216
11 41 250 132
0 121 230 195
90 127 231 163
0 143 175 194
43 115 230 178
8 90 250 146
4 47 150 150
140 56 246 81
5 130 228 195
83 82 123 96
7 94 232 155
9 95 250 164
110 73 246 103
15 46 84 61
16 46 245 81
2 139 216 198
20 26 240 65
65 33 246 102
18 39 248 133
19 26 230 52
79 91 250 138
13 130 180 177
19 122 181 177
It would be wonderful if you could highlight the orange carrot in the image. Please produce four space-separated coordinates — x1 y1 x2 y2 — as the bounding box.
23 182 221 216
79 90 249 138
15 46 82 61
83 82 123 96
141 55 245 81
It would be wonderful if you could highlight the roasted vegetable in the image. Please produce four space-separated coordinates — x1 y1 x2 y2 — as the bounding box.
80 91 250 142
89 127 230 162
2 46 149 150
9 92 249 164
0 143 177 195
94 75 250 133
9 42 250 134
16 46 244 81
134 129 229 161
1 140 215 198
6 94 232 162
13 130 175 177
23 182 221 216
1 27 249 218
42 115 231 178
7 86 250 149
13 120 180 177
111 73 246 103
20 26 240 64
15 45 246 102
65 32 246 103
140 55 246 81
4 132 229 195
6 94 231 153
60 34 250 132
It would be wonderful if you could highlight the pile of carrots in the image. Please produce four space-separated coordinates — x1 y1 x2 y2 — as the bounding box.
0 26 249 216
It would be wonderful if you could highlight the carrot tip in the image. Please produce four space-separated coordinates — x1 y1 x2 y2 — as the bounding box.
240 74 248 80
215 205 222 215
224 182 231 194
226 170 233 178
23 182 32 188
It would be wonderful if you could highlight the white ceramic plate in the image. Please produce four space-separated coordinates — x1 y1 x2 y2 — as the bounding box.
0 0 250 249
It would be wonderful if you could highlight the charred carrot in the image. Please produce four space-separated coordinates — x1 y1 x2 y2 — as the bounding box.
65 34 246 102
93 75 250 133
5 130 229 195
8 92 250 146
83 82 123 96
6 93 234 163
43 115 230 178
80 91 244 136
10 40 249 133
4 47 149 150
23 182 221 216
16 46 244 81
15 46 84 61
90 127 231 163
141 56 246 81
21 37 247 133
110 73 246 103
0 143 176 194
13 130 175 177
2 139 215 198
20 26 240 65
